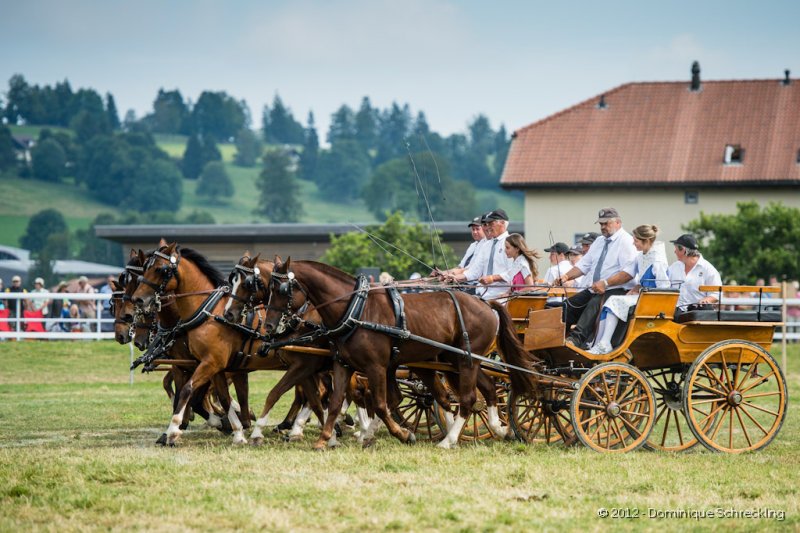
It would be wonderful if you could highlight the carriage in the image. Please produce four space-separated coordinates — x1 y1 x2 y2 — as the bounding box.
125 245 787 454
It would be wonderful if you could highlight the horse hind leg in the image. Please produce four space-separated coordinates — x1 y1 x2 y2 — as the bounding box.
211 373 246 446
362 367 416 448
476 369 510 440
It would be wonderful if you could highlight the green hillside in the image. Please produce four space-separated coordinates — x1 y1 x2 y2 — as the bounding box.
0 128 522 247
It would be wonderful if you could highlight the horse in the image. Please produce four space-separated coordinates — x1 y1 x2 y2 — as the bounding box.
262 258 540 449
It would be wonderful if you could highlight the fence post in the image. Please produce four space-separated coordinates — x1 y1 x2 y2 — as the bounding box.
782 281 787 372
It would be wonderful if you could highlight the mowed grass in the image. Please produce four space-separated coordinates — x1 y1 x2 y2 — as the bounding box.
0 341 797 532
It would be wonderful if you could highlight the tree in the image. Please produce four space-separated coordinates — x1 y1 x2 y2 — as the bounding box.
375 102 412 165
105 93 121 130
4 74 32 124
320 211 458 278
0 124 16 171
355 96 377 152
327 104 357 145
314 140 370 201
70 108 110 144
298 111 319 181
122 158 183 213
265 95 304 144
683 201 800 284
192 90 247 140
233 128 261 167
254 150 303 222
77 213 123 266
149 89 189 134
20 208 68 254
196 161 234 202
31 138 66 181
181 134 205 179
201 135 222 166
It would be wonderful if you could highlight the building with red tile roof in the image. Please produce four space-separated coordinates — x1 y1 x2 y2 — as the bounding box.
500 63 800 270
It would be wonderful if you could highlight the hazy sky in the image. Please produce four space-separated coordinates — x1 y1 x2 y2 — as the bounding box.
3 1 799 140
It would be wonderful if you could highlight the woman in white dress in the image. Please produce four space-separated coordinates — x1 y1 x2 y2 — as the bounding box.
588 224 670 354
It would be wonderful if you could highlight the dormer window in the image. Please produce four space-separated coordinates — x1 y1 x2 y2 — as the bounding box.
724 144 743 164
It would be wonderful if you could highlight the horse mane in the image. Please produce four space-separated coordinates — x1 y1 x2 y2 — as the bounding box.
173 246 228 288
297 260 356 284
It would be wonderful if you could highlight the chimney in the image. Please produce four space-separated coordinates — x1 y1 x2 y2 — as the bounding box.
596 94 608 109
782 69 791 86
690 61 701 91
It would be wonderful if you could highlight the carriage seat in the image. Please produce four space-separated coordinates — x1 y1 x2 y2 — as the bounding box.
674 308 782 323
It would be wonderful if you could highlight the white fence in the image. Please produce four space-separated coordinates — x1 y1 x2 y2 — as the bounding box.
0 291 113 340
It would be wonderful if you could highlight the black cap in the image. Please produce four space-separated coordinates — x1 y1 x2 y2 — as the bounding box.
480 211 493 224
468 216 482 227
544 242 569 254
566 244 583 256
595 207 620 223
579 232 599 245
484 208 509 222
670 234 699 250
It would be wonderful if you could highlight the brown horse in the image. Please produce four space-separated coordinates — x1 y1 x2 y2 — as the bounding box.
262 258 539 449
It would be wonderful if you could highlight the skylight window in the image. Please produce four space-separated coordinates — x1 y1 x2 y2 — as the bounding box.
724 145 743 165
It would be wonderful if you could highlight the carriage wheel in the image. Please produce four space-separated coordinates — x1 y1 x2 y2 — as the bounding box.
433 377 509 442
508 385 576 446
683 340 787 453
570 363 655 453
391 374 445 442
643 366 704 452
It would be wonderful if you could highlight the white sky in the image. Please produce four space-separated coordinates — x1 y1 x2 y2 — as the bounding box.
2 0 799 140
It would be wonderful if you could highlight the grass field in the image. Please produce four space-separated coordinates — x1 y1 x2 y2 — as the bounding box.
0 341 797 532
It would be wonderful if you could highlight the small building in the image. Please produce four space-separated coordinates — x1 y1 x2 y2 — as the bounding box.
500 63 800 271
11 134 35 164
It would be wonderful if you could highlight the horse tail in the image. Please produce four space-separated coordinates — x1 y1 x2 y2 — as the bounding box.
489 301 542 395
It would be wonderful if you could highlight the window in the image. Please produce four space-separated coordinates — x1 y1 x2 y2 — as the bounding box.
797 149 800 163
685 191 698 204
724 145 743 164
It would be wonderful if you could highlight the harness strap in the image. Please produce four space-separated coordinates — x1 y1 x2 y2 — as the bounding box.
385 285 407 366
444 290 473 367
325 275 369 342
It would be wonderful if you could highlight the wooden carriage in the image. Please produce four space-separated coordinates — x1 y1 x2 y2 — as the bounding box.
504 285 787 453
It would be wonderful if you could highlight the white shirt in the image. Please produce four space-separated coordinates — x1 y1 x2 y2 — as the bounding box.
544 260 573 284
464 231 512 300
458 240 483 269
574 229 637 291
668 254 722 308
499 255 533 285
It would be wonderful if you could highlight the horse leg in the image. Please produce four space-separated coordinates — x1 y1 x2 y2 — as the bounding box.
274 387 304 433
230 372 251 429
438 366 478 449
312 362 353 451
362 366 416 447
165 361 222 446
250 361 323 445
475 369 510 439
209 372 246 446
286 404 314 442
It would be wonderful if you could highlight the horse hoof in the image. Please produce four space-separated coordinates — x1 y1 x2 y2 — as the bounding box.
284 434 302 443
232 436 247 446
344 413 355 427
405 432 417 445
328 440 342 449
312 443 326 452
155 433 168 446
249 437 264 447
179 422 189 431
362 437 376 449
334 423 343 438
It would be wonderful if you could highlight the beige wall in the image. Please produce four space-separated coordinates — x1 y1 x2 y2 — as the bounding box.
523 187 800 276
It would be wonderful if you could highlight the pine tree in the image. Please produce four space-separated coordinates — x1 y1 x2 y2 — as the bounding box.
105 93 121 130
181 134 204 179
255 150 303 222
196 161 234 202
299 111 319 181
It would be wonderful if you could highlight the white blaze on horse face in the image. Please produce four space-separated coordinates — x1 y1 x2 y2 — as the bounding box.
228 404 246 446
438 414 466 449
487 406 508 439
223 273 242 314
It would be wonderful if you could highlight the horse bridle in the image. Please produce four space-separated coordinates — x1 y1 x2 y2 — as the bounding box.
228 262 266 314
138 249 181 311
266 268 313 334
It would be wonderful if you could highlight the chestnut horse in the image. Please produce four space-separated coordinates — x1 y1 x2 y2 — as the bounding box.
262 258 539 449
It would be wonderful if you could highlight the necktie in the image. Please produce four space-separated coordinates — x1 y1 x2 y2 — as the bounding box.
486 239 498 276
464 245 475 267
592 238 611 283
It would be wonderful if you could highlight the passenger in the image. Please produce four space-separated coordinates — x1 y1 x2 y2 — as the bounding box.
435 215 487 295
667 234 722 311
588 224 669 354
555 207 637 349
579 232 599 255
488 233 541 300
449 209 512 301
565 244 587 288
542 242 572 285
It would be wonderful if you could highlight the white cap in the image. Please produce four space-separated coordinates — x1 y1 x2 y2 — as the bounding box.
34 277 45 285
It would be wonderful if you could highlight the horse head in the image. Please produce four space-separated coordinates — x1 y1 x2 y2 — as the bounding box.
132 242 181 311
223 252 270 324
263 255 297 334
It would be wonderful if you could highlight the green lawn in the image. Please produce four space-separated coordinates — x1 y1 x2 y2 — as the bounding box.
0 341 797 531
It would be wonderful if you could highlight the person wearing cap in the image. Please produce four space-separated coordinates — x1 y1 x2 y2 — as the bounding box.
450 209 513 301
433 215 487 295
542 242 573 285
4 275 28 319
28 277 50 315
75 275 97 330
565 244 588 288
667 234 722 310
555 207 637 349
579 232 599 255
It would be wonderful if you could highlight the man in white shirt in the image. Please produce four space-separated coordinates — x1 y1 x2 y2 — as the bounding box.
434 215 487 295
555 207 637 348
667 234 722 310
543 242 573 284
450 209 513 301
565 245 588 288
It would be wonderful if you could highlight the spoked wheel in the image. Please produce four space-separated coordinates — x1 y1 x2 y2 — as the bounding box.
571 362 655 453
643 365 703 452
683 340 787 453
508 385 576 446
434 377 509 442
392 373 444 442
